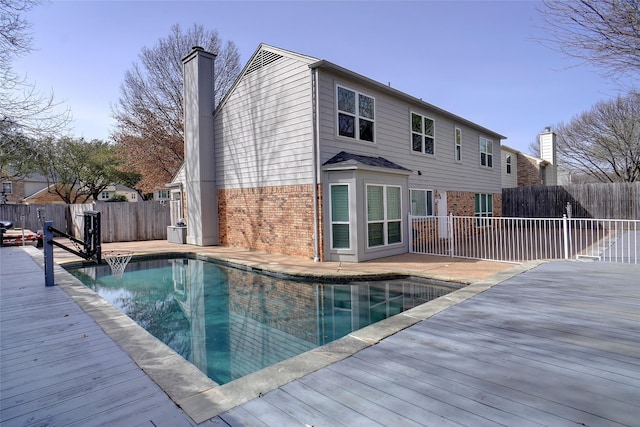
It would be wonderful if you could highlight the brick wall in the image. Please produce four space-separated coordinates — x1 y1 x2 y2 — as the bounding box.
227 268 320 344
517 153 543 187
445 190 502 217
218 184 323 260
2 179 25 204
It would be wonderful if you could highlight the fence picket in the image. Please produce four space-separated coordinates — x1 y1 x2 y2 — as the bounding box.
410 215 639 264
503 182 639 219
1 201 170 242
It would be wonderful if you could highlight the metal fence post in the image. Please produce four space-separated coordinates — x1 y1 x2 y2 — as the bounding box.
449 213 454 257
44 221 54 287
408 214 413 254
562 214 569 260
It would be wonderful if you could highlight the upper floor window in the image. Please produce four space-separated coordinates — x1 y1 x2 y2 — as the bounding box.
2 182 12 194
410 189 434 216
337 86 375 142
100 192 110 200
411 112 434 155
506 154 512 174
454 127 462 162
480 137 493 167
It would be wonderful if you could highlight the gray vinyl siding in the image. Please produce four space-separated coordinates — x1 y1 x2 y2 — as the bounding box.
214 55 314 189
316 70 502 195
501 148 518 188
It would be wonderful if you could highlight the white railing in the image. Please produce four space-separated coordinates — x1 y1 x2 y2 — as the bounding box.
409 214 639 264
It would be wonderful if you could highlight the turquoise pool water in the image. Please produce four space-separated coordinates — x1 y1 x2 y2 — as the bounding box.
68 257 454 385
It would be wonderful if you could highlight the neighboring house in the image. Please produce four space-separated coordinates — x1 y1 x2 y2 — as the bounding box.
501 128 569 188
96 185 139 202
23 183 86 204
164 164 186 226
22 183 139 204
0 172 49 204
154 189 171 202
179 44 506 262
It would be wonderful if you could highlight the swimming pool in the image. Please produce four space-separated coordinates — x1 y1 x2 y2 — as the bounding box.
68 257 454 385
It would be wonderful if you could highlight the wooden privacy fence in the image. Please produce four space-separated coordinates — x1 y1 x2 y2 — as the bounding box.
1 201 170 243
503 182 640 219
0 204 69 233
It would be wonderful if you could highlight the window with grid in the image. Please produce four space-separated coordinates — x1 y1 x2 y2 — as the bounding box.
411 112 434 155
330 184 350 249
367 185 402 247
410 189 434 216
474 193 493 227
2 182 12 194
480 137 493 167
337 86 375 142
454 127 462 162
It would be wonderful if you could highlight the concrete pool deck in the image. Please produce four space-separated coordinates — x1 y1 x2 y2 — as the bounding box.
2 240 639 426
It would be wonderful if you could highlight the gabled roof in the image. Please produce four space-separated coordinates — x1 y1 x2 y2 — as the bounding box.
108 184 137 193
214 44 319 116
22 183 56 201
501 144 549 165
323 151 412 174
309 59 506 140
215 44 506 140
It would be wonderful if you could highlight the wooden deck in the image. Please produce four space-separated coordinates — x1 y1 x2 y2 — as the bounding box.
1 244 639 426
0 246 195 426
212 261 640 426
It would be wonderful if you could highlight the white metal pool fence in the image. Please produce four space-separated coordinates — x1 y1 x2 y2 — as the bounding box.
409 215 639 264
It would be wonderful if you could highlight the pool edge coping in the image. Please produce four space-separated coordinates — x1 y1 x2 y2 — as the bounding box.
23 246 541 423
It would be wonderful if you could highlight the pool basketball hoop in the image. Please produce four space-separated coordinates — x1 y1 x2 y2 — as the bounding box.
103 250 133 280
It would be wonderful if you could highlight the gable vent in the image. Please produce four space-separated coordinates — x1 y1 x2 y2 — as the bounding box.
245 49 284 75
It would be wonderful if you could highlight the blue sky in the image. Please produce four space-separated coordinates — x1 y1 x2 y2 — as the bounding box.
12 0 633 153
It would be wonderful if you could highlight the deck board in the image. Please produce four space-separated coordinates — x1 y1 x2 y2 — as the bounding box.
3 245 640 426
217 261 640 427
0 247 195 427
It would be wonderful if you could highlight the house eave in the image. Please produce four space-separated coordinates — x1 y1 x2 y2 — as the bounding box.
309 59 506 141
322 164 413 176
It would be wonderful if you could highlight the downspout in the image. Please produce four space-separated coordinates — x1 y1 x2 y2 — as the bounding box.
311 67 320 262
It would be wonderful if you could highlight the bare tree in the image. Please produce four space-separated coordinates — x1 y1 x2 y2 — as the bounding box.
527 137 541 158
538 0 640 79
112 23 241 194
0 0 69 145
0 0 37 67
554 91 640 183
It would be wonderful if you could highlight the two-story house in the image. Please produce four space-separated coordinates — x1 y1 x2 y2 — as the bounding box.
501 128 572 188
178 44 505 262
0 172 49 204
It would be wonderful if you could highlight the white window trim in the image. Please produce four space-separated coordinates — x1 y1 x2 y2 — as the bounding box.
2 182 12 194
454 127 462 162
479 136 493 168
330 183 351 250
474 193 493 228
410 111 435 155
506 154 512 174
336 85 376 143
366 184 403 248
409 188 434 217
